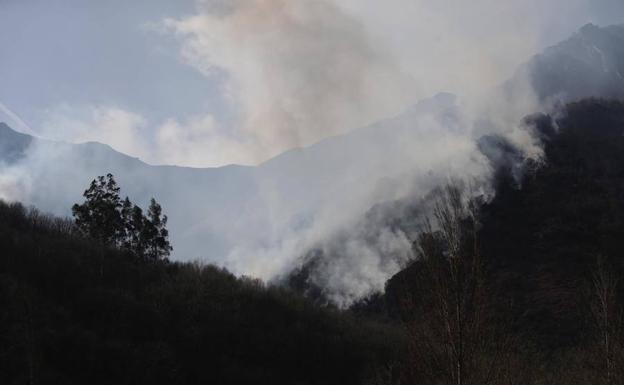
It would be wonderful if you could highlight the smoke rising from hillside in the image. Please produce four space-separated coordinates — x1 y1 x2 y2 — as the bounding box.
160 0 614 164
2 1 623 305
162 0 416 164
157 0 554 303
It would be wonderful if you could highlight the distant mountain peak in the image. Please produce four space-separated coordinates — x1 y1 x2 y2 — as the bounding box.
402 92 458 120
517 22 624 103
0 122 33 164
579 22 600 34
0 121 17 134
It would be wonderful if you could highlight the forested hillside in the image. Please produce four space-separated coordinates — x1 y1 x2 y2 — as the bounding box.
0 200 403 385
481 99 624 350
4 99 624 384
385 99 624 384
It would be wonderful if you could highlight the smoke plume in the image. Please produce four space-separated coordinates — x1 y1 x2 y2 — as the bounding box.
2 0 623 305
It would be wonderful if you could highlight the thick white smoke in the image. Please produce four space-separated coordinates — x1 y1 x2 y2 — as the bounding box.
2 0 622 306
159 0 598 164
162 0 417 164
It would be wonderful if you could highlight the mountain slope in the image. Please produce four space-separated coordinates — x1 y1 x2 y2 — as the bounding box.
387 99 624 352
0 200 403 385
3 23 624 304
0 91 466 293
524 23 624 103
0 122 31 163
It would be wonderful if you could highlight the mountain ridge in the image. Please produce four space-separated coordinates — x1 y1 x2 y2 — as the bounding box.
3 22 624 304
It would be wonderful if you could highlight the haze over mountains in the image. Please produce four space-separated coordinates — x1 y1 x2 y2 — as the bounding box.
1 23 623 304
527 23 624 103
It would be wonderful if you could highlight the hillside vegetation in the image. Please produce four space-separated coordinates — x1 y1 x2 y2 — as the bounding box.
0 201 403 385
385 99 624 384
4 99 624 384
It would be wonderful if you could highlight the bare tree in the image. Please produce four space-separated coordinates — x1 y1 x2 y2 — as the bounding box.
589 255 623 385
400 182 513 385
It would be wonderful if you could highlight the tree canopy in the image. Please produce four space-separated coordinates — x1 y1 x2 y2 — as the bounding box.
72 174 172 260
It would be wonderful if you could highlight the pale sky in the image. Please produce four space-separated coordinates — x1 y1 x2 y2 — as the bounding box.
1 0 623 167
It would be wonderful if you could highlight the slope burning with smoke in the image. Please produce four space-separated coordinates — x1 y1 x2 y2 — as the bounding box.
1 0 624 305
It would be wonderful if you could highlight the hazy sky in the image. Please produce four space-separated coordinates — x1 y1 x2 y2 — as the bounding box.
1 0 623 167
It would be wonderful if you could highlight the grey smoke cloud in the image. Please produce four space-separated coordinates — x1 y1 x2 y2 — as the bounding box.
1 0 623 305
153 0 620 167
5 0 618 168
162 0 418 164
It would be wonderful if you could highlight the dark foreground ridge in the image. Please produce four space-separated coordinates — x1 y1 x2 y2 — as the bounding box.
0 201 403 385
384 99 624 383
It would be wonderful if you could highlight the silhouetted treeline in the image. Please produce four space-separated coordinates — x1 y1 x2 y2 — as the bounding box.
0 201 404 385
72 174 172 260
383 99 624 384
478 99 624 352
6 99 624 384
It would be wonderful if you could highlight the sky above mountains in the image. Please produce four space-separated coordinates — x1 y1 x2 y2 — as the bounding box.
1 0 624 167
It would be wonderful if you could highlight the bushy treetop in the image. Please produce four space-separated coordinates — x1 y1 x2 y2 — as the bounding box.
72 174 172 260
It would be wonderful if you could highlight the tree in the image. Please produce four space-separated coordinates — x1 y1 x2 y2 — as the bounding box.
120 197 134 248
401 183 510 385
144 198 172 260
589 255 624 384
72 174 123 245
120 197 147 258
72 175 172 260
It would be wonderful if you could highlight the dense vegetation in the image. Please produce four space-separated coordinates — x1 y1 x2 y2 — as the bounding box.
4 99 624 384
72 174 172 261
386 99 624 384
0 200 403 385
